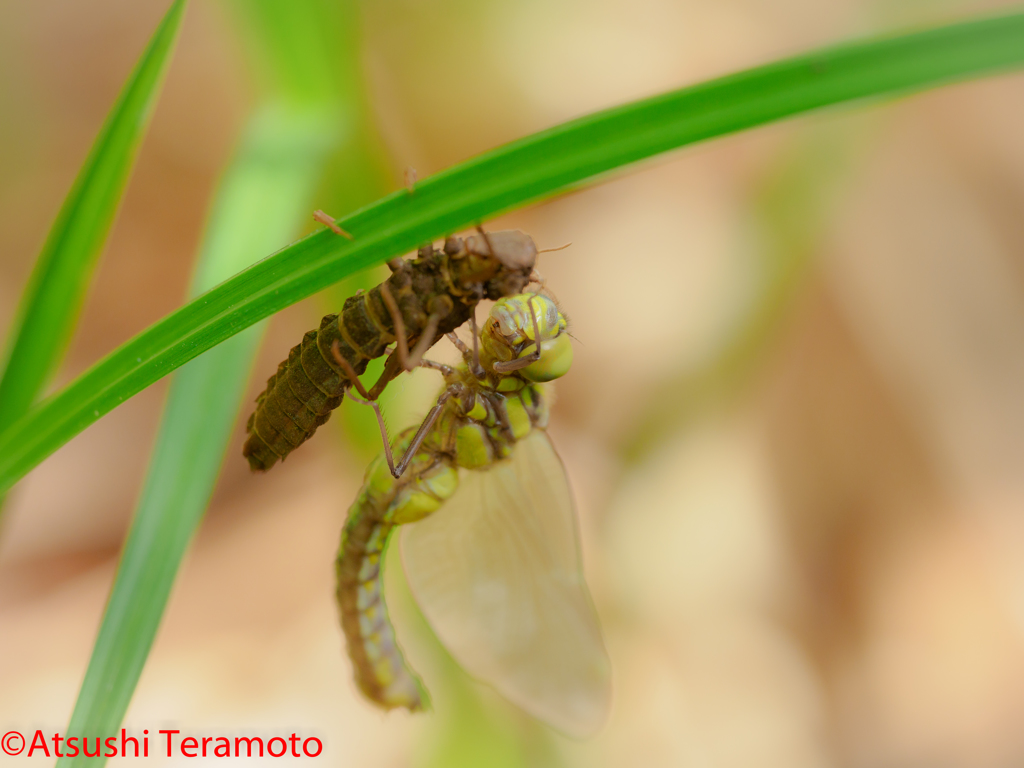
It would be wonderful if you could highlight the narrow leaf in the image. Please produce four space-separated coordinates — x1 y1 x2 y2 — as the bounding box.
55 105 338 768
0 0 187 433
2 10 1024 493
55 1 392 759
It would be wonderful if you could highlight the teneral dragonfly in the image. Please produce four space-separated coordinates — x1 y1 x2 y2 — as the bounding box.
334 291 610 738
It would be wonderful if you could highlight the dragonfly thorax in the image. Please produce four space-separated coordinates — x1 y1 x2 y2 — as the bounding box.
425 374 550 469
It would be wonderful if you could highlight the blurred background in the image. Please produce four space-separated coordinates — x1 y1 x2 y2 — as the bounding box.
3 0 1024 765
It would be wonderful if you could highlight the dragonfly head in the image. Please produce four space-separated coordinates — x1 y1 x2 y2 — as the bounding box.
482 294 573 382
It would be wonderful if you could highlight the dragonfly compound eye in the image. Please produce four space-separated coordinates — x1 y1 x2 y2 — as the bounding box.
490 294 560 344
521 332 573 382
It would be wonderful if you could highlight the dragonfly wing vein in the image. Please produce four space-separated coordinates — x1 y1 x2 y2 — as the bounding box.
401 430 611 737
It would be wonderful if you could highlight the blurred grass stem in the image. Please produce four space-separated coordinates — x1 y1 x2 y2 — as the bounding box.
0 0 186 517
57 1 385 763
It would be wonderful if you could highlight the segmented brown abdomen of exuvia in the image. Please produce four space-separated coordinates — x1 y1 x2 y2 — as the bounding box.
242 311 371 472
242 231 537 472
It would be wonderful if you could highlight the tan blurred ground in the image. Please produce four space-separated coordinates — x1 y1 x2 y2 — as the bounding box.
3 0 1024 766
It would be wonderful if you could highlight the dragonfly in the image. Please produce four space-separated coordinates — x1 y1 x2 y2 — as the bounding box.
243 223 538 472
333 290 611 738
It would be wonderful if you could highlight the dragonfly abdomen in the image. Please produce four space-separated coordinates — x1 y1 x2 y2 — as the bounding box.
336 507 423 710
336 436 460 710
336 384 555 711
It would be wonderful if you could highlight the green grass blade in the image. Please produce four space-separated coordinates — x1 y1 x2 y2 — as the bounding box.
54 0 387 759
0 0 186 433
2 9 1024 493
55 104 338 768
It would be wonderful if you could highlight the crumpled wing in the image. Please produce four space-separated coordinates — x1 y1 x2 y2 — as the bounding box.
401 430 611 738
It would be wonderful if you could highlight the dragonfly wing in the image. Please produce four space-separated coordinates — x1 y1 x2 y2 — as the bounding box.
401 430 611 737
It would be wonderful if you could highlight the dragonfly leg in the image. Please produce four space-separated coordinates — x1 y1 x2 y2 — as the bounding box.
333 340 454 475
443 298 485 379
365 356 402 401
330 341 431 403
332 340 373 399
475 223 496 256
379 283 443 371
404 310 442 370
345 388 395 470
378 283 409 369
466 302 486 379
329 344 374 403
446 331 471 358
418 358 455 376
492 294 544 373
351 382 463 479
385 383 464 478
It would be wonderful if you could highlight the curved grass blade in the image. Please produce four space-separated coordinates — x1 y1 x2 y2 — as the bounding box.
55 105 338 768
2 10 1024 494
55 0 392 762
0 0 187 434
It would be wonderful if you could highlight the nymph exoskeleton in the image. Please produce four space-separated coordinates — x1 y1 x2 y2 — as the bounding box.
242 224 537 472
